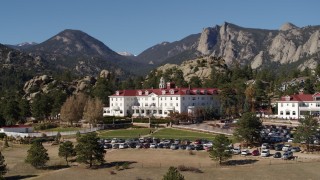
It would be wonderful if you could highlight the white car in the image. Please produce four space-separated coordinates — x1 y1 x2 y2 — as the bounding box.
261 143 269 149
150 143 157 148
119 143 128 149
232 147 241 154
260 149 270 157
282 144 291 151
241 149 250 156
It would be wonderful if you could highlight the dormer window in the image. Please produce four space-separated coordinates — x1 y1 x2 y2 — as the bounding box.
138 90 142 95
196 90 200 95
162 90 166 95
170 89 174 95
203 90 207 95
116 91 119 95
284 95 291 101
145 90 149 95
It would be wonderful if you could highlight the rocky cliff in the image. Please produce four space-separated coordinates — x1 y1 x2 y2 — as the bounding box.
197 22 320 70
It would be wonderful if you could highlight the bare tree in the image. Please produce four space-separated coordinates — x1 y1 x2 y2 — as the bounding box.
60 93 88 126
83 97 104 127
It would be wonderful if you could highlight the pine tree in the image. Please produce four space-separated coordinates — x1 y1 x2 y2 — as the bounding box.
0 151 7 178
58 141 75 166
55 132 61 143
162 166 184 180
25 141 49 168
209 134 232 164
75 132 105 168
3 136 9 148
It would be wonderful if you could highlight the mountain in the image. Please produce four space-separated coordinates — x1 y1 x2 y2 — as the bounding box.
6 42 38 50
0 43 48 92
24 29 141 76
135 33 200 65
197 22 320 70
0 43 46 71
117 51 135 57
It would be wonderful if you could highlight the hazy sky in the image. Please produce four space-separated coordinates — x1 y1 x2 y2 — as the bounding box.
1 0 319 55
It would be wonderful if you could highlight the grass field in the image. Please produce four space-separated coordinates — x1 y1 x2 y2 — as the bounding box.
98 128 154 139
44 127 84 132
151 128 216 141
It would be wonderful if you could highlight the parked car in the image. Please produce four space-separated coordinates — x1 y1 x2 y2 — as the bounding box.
170 143 179 150
287 138 294 143
291 147 301 152
275 144 284 151
150 143 157 148
195 144 204 151
261 143 269 149
261 149 270 157
241 149 250 156
112 143 119 149
273 152 282 158
136 143 143 149
111 138 118 144
252 149 260 156
119 143 128 149
103 143 112 149
282 151 293 160
282 144 292 151
232 147 241 154
186 145 195 150
179 144 187 150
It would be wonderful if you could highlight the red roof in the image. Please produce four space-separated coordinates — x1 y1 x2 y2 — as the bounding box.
0 125 33 128
280 93 320 101
110 87 219 96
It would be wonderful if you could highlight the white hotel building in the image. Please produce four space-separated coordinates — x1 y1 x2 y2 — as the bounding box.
103 77 220 118
277 92 320 119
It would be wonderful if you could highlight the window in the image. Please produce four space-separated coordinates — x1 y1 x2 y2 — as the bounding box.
280 111 283 115
292 111 296 115
292 103 295 107
153 110 157 114
160 103 162 107
111 103 113 106
281 103 283 107
141 110 144 114
152 97 155 101
192 97 196 100
286 111 290 115
159 110 162 114
182 97 185 100
170 89 174 94
120 110 123 114
176 103 178 106
317 103 320 107
170 97 172 100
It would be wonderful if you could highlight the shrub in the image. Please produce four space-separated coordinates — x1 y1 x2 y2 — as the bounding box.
34 123 58 131
0 133 6 140
122 162 129 169
177 165 202 173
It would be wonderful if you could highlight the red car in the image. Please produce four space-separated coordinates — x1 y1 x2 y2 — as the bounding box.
252 149 260 156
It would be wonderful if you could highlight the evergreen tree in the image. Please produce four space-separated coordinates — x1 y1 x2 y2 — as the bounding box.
162 166 184 180
233 112 263 144
58 141 75 166
75 132 105 168
31 94 53 121
0 151 7 178
294 116 319 152
25 141 49 168
209 134 232 164
19 98 31 123
55 132 61 143
189 76 202 88
3 99 20 125
3 136 9 148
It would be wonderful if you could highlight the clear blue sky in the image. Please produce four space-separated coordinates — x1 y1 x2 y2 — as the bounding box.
0 0 319 55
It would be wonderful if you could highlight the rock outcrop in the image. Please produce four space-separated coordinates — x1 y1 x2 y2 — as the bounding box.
197 22 320 70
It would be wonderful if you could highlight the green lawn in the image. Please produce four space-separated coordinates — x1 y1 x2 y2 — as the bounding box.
151 128 216 141
98 128 154 139
44 127 84 132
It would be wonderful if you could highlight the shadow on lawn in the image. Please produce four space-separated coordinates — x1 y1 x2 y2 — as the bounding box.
6 175 38 180
223 159 259 166
101 161 137 168
45 164 70 170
